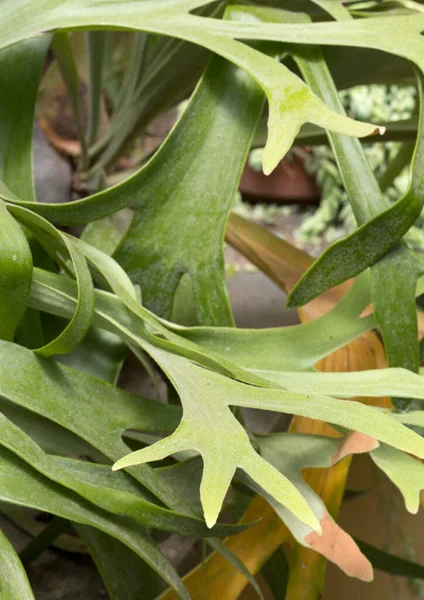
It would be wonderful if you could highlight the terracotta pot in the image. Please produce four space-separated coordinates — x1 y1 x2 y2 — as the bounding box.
240 153 320 204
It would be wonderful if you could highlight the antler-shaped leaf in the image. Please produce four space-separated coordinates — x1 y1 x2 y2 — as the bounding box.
113 344 424 529
113 351 320 531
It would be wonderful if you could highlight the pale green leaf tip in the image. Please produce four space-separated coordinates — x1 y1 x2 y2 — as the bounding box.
111 460 125 471
262 151 279 177
408 504 419 515
112 454 139 471
202 496 222 529
262 134 293 175
405 497 420 514
204 513 217 529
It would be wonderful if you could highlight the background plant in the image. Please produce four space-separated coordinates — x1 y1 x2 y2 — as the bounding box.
1 1 424 599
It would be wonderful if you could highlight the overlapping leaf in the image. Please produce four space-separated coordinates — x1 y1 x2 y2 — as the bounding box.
113 53 264 324
113 341 424 529
23 236 424 542
0 446 189 600
8 204 95 357
0 408 246 539
1 2 380 218
255 4 424 409
0 339 260 596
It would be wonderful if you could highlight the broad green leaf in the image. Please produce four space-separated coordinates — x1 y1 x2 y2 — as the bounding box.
0 395 107 462
0 447 189 600
392 410 424 427
0 339 184 504
371 444 424 513
252 367 424 399
0 530 35 600
8 204 95 357
0 202 33 341
172 272 374 372
1 313 163 600
114 53 264 324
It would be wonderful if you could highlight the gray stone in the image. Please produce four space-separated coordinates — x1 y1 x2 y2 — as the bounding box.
33 123 72 205
227 271 299 329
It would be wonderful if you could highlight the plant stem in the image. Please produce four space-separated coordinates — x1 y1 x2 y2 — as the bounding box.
19 517 69 564
52 33 89 171
378 142 414 192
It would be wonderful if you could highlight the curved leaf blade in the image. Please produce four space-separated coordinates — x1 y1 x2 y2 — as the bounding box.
8 205 95 356
0 530 35 600
0 202 33 341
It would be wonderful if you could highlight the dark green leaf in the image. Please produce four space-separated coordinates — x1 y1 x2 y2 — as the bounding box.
354 537 424 578
261 547 289 600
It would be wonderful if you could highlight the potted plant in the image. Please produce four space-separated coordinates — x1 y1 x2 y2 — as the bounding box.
1 2 424 599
